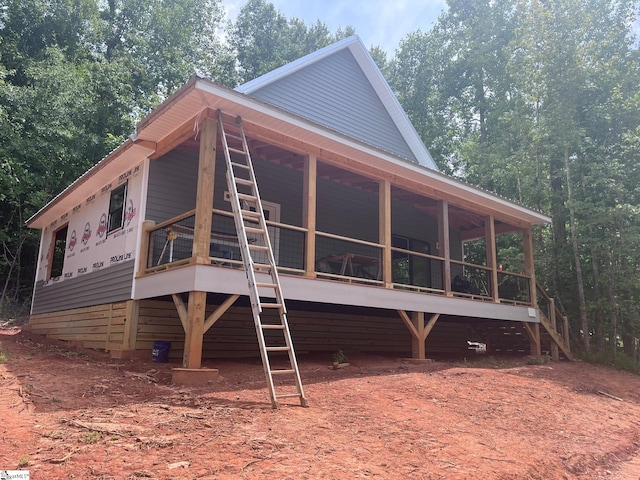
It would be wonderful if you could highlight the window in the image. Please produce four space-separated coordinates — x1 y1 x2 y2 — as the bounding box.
108 183 128 233
49 225 68 279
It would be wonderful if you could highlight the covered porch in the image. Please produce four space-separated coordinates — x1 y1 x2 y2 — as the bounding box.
130 99 570 368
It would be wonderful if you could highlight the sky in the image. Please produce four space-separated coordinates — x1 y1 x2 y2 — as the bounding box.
221 0 448 55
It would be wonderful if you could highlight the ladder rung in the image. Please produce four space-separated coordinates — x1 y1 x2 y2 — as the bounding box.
261 303 283 309
249 245 269 251
256 282 278 289
261 324 285 330
266 346 291 352
271 369 296 375
228 147 247 156
241 209 260 218
230 162 250 170
224 132 243 141
235 177 254 187
276 393 303 399
238 193 257 202
245 226 265 235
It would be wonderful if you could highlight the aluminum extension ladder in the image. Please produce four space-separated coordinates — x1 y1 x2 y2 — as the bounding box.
217 109 308 408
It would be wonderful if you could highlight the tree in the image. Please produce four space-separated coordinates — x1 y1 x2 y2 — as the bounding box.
391 0 640 355
228 0 354 84
0 0 231 315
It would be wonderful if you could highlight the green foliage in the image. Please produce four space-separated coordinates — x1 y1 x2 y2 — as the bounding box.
391 0 640 356
0 0 232 309
581 351 640 375
228 0 355 83
526 355 550 365
83 431 101 444
332 349 347 365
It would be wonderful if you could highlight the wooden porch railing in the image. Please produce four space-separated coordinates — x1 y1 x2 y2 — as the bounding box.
138 210 537 308
536 281 573 360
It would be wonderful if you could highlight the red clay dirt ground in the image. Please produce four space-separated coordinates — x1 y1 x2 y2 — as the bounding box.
1 326 640 480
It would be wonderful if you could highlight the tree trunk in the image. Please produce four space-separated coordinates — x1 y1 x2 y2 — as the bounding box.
591 251 604 352
604 250 619 360
564 148 590 353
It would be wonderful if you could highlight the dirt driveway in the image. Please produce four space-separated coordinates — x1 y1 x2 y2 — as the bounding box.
1 327 640 479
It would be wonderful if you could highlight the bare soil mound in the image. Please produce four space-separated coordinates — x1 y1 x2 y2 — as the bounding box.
1 328 639 479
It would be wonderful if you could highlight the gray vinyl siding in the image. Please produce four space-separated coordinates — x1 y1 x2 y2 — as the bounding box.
248 49 418 164
146 151 198 223
31 260 135 314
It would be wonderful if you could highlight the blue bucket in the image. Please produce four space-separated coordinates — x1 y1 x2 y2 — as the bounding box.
152 340 171 363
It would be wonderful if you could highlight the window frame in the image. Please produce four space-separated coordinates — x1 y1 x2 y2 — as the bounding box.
48 224 69 280
107 182 128 235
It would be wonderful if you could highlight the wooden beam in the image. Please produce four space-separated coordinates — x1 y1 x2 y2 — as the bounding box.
522 227 536 306
438 201 452 296
485 215 499 303
398 311 440 360
172 294 188 331
132 138 157 151
522 322 541 356
192 117 217 261
149 115 199 160
204 294 240 333
122 300 140 351
303 155 317 277
460 222 519 241
380 180 392 287
398 310 419 339
423 313 441 339
183 291 206 369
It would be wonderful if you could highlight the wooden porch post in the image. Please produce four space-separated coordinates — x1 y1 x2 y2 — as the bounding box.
184 291 206 368
485 215 499 303
182 116 217 369
412 311 426 359
193 116 217 262
303 155 317 277
522 227 537 306
138 220 155 274
380 180 392 287
437 201 451 295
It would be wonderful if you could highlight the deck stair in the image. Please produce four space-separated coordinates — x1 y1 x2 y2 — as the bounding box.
535 282 573 361
217 109 308 409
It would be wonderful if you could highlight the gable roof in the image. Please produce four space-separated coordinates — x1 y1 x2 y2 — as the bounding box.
236 35 439 171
